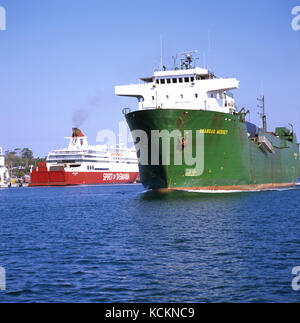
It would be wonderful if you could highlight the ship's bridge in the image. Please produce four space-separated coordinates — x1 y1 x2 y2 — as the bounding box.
115 53 239 114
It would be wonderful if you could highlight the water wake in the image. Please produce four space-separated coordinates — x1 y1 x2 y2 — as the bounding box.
181 186 299 194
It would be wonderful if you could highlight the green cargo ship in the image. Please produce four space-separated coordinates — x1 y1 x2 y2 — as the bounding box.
115 52 299 191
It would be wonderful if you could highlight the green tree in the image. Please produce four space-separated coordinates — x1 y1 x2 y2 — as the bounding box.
21 148 33 169
5 148 46 178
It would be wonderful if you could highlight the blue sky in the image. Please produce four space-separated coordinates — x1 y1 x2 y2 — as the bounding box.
0 0 299 156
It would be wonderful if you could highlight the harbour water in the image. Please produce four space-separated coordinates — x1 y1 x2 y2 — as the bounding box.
0 184 300 302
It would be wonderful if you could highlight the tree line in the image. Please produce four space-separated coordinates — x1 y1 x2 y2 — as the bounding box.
4 148 46 178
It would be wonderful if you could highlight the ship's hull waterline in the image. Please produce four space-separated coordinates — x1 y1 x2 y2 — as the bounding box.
125 109 299 191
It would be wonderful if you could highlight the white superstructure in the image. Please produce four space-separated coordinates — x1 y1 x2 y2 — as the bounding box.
115 52 239 114
45 129 138 174
0 147 9 188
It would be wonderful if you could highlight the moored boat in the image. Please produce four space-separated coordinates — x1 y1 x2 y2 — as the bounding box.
30 128 139 186
0 147 9 188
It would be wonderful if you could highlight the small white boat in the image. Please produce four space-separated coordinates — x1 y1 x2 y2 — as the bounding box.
0 147 9 188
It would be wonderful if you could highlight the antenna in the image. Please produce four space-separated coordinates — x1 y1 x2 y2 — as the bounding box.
207 30 211 70
178 50 198 57
172 54 178 69
260 80 264 97
178 50 198 69
160 35 163 71
257 95 267 132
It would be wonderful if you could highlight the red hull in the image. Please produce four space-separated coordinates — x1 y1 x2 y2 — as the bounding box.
30 165 139 187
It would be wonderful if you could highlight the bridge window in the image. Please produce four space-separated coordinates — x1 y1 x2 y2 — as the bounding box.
161 79 165 84
184 77 189 83
167 79 171 84
179 78 183 83
172 78 177 83
195 93 198 98
191 77 195 82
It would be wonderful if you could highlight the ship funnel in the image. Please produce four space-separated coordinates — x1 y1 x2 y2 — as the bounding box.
72 128 85 138
68 128 88 149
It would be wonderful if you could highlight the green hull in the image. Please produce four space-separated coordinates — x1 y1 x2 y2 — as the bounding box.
126 109 299 191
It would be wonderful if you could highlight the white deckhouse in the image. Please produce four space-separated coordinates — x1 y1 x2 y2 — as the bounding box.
115 52 239 114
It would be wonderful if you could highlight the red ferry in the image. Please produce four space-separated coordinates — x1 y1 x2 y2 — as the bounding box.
30 128 139 186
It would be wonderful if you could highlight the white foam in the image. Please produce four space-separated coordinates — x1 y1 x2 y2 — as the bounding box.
184 189 245 194
179 186 298 194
